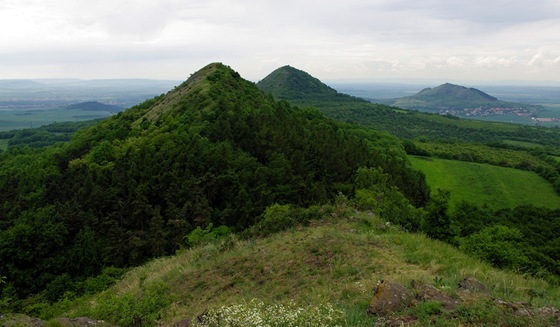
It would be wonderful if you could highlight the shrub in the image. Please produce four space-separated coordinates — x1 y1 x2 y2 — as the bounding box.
184 223 232 247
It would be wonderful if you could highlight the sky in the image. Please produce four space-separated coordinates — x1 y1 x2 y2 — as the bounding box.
1 0 559 84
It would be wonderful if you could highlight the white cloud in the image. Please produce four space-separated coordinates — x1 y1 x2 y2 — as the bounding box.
0 0 559 83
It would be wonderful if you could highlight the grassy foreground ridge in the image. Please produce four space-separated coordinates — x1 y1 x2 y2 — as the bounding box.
44 210 560 326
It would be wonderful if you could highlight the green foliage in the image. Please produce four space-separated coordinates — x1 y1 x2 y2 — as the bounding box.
83 281 174 327
459 225 529 270
352 168 420 230
255 204 295 236
0 63 428 301
184 223 232 247
0 120 100 148
421 189 457 243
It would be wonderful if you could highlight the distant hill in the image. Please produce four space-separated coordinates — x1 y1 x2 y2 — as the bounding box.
257 65 364 104
65 101 123 113
385 83 542 116
258 66 560 146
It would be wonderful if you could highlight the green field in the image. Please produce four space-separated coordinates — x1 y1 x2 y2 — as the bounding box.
0 107 112 132
502 139 544 148
409 156 560 209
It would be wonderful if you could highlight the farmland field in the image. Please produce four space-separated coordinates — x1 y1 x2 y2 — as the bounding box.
0 107 112 132
409 156 560 209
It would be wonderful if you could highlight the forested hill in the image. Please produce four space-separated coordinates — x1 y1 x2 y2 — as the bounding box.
0 63 429 302
257 65 364 103
258 66 560 147
65 101 123 113
388 82 542 113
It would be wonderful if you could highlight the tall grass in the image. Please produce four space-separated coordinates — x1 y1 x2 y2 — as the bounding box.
56 213 560 326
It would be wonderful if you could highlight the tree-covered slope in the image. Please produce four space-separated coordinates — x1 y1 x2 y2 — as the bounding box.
257 67 559 147
257 66 560 195
0 63 428 303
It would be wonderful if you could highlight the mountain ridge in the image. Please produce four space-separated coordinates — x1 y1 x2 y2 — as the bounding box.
0 62 429 303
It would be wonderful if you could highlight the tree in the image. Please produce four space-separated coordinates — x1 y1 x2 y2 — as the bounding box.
459 225 530 270
421 189 457 242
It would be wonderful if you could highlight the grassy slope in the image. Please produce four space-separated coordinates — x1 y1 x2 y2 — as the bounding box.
55 213 560 326
409 156 560 209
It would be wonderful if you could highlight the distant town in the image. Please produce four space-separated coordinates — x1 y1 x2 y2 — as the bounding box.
437 106 559 123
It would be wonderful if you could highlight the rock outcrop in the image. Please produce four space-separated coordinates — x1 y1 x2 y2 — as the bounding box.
367 280 413 315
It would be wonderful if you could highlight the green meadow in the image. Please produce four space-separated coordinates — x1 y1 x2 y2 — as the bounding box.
0 107 112 132
409 156 560 210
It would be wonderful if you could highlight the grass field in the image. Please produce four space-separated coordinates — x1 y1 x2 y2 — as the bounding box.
409 156 560 210
0 107 112 132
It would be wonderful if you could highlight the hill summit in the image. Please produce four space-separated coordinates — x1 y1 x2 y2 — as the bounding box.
416 83 497 102
0 62 429 302
257 65 362 104
388 82 541 116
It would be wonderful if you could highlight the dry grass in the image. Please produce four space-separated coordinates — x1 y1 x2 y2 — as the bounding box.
63 212 560 326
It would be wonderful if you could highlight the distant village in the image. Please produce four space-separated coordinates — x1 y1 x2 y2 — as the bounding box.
437 106 559 123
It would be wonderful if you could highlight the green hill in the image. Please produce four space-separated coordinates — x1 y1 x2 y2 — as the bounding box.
384 83 542 117
32 213 560 326
409 156 560 209
2 63 560 326
65 101 123 113
256 65 356 102
258 67 559 147
0 63 428 304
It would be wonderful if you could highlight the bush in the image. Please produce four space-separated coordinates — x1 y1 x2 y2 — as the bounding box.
184 224 232 247
459 225 530 270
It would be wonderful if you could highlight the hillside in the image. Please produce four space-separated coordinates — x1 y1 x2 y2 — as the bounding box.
0 63 429 306
409 156 560 209
65 101 123 113
27 213 560 326
256 65 358 103
387 83 542 117
2 63 560 325
257 67 560 147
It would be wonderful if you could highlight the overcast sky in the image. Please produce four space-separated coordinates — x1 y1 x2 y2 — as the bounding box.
1 0 559 84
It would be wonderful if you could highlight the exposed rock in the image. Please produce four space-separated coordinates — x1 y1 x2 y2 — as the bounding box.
413 281 462 311
367 280 413 316
458 277 490 294
496 299 533 317
457 277 491 304
173 310 207 327
0 313 45 326
0 314 116 327
173 318 193 327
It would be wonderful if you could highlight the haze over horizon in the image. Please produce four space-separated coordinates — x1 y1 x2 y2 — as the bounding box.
1 0 559 85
